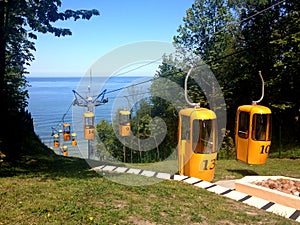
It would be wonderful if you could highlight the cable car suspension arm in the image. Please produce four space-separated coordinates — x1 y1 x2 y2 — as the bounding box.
252 71 265 105
72 90 89 106
184 66 200 107
93 89 108 106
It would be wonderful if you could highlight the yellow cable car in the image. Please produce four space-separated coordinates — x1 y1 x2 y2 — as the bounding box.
71 132 77 146
53 133 59 148
178 107 218 182
83 111 95 140
177 66 218 182
235 105 271 164
61 145 68 156
119 110 131 137
63 123 71 141
235 71 272 165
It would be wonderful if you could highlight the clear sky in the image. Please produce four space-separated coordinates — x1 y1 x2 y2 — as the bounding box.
28 0 195 77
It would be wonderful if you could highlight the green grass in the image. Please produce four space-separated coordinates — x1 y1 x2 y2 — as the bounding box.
0 151 299 224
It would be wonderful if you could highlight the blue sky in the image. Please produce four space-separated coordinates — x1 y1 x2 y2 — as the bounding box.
28 0 195 77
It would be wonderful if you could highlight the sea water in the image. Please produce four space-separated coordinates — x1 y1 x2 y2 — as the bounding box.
26 75 152 158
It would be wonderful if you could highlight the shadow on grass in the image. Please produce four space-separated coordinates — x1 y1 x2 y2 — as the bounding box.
0 150 126 180
226 169 259 176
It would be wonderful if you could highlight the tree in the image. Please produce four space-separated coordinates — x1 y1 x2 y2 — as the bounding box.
173 0 300 150
173 0 243 133
0 0 99 159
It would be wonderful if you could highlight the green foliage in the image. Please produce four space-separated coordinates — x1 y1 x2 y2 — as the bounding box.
174 0 300 150
96 0 300 162
0 0 99 159
96 119 122 161
218 130 236 159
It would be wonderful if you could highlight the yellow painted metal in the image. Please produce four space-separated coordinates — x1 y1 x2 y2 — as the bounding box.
235 105 271 165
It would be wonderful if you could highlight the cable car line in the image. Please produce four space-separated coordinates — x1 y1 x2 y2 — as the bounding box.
240 0 286 24
109 57 163 78
49 47 247 146
51 0 284 125
61 101 73 123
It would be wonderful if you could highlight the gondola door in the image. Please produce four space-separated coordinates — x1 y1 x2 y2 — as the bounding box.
235 109 250 163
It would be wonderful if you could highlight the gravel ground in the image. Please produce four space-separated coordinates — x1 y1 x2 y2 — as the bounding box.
252 178 300 197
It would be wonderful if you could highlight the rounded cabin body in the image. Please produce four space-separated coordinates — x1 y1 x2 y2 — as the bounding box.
63 123 71 141
178 107 218 182
83 111 95 140
235 105 271 165
119 110 131 137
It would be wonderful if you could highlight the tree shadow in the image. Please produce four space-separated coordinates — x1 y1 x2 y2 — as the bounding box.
0 152 126 180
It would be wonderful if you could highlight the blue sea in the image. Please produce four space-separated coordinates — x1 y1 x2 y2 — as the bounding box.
26 75 152 158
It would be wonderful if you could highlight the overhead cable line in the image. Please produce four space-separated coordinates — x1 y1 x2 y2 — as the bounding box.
109 57 163 78
53 0 286 126
105 48 247 96
240 0 286 24
101 0 286 96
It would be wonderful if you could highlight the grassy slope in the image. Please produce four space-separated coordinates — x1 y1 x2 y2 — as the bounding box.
0 145 299 224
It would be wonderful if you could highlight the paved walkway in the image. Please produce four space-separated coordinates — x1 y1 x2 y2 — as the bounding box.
92 164 300 223
215 179 237 189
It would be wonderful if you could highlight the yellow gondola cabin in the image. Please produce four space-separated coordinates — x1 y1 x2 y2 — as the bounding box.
71 132 77 146
235 105 271 164
61 145 68 156
53 133 59 148
83 111 95 140
178 107 218 182
119 110 131 137
63 123 71 141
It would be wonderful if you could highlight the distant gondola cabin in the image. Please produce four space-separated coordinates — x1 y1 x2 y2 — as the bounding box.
178 107 218 182
71 133 77 146
235 105 271 164
53 134 59 148
61 145 68 156
83 111 95 140
63 123 71 141
119 110 131 137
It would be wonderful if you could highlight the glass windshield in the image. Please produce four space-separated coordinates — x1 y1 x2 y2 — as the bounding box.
192 119 215 154
238 112 250 139
252 114 271 141
119 114 130 125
